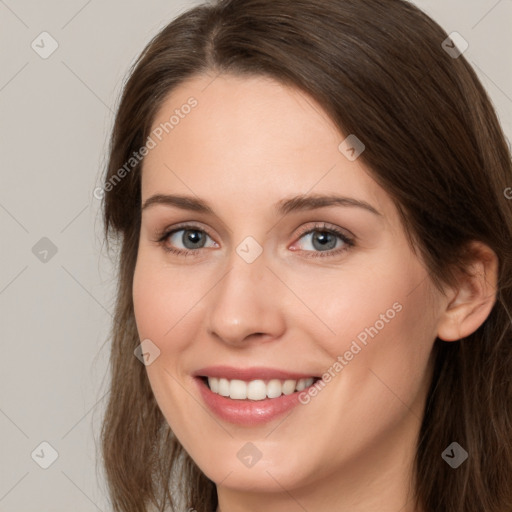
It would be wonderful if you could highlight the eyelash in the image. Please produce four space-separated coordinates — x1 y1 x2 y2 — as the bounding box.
154 222 355 259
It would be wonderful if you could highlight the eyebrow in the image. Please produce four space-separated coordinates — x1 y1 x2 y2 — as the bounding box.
141 193 382 217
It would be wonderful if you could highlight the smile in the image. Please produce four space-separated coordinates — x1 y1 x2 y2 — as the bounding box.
202 376 318 400
193 368 323 426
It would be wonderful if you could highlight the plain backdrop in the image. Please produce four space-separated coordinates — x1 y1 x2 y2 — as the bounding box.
1 1 511 510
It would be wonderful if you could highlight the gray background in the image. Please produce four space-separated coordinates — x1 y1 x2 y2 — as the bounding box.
1 1 511 510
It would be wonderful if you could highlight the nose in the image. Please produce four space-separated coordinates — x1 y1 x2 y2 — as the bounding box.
205 249 286 347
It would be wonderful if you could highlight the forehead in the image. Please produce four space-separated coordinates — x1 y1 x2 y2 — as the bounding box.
140 73 395 223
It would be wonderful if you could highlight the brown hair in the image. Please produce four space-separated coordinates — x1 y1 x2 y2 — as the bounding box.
98 0 512 511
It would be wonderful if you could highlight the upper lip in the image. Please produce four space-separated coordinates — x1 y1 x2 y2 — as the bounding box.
193 365 320 381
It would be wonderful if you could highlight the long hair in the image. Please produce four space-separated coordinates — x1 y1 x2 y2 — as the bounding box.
99 1 512 510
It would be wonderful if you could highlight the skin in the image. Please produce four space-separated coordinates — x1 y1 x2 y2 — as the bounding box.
132 73 498 512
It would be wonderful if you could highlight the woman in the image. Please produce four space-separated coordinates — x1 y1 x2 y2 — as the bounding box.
98 0 512 511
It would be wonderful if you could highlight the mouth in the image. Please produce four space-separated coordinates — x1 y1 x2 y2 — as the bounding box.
197 375 322 401
193 369 325 425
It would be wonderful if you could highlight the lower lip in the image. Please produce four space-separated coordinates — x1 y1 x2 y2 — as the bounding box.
194 377 317 426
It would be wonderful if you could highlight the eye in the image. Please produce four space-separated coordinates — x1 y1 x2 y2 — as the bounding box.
291 222 355 258
156 224 217 256
154 221 355 258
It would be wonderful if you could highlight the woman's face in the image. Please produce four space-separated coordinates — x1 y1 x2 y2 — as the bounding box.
133 73 446 497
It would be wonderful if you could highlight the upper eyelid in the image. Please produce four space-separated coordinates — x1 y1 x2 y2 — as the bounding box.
295 222 354 239
161 222 215 240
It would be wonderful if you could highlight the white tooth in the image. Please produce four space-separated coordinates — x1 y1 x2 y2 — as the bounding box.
267 379 283 398
247 380 267 400
207 377 316 399
229 379 247 400
282 379 297 395
218 378 230 396
296 378 307 391
208 377 219 393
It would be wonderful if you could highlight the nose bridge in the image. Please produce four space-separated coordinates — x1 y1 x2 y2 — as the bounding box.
206 240 285 345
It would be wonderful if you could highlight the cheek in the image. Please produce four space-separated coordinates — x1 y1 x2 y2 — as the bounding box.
300 253 436 411
132 253 203 346
132 261 167 342
132 255 208 448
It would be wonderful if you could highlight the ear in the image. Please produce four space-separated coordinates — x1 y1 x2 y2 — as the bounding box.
437 241 499 342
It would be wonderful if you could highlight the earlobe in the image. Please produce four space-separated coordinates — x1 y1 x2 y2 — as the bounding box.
436 242 499 342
